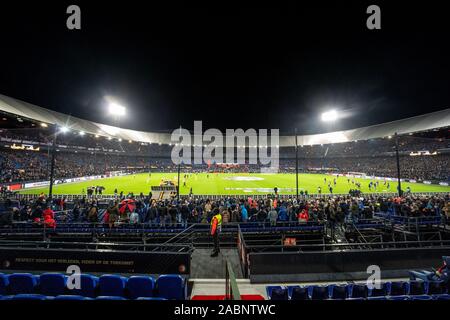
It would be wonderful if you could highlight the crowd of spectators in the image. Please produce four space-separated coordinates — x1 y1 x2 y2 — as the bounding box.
2 192 448 231
1 123 449 184
1 147 449 184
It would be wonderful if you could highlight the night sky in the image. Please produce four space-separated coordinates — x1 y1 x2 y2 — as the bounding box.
0 1 449 134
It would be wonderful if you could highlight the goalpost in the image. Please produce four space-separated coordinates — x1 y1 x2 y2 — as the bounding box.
346 171 367 179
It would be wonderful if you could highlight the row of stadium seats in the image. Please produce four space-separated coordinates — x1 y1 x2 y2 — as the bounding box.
266 280 449 300
1 221 325 233
0 273 187 300
0 294 166 300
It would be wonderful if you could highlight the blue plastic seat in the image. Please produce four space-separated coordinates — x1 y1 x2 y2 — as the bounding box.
368 282 388 297
266 286 285 300
0 273 9 295
427 281 447 295
68 274 99 298
126 276 155 299
270 287 289 300
408 280 426 296
367 296 388 300
410 295 432 300
346 297 366 300
136 297 167 300
8 273 39 294
387 295 409 300
96 296 127 300
288 286 309 300
328 284 348 300
389 281 408 296
99 275 127 297
54 295 92 300
11 294 49 300
310 285 328 300
349 284 368 298
39 273 67 296
156 275 186 300
433 294 450 300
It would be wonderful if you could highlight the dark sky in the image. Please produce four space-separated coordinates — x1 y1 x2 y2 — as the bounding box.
0 1 449 134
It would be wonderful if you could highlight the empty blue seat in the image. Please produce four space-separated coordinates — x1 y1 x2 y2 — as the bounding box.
270 287 289 300
367 296 388 300
433 294 450 300
408 281 426 296
368 282 388 297
387 295 409 300
126 276 155 299
310 285 328 300
288 286 309 300
427 281 447 295
0 273 9 295
349 284 368 298
99 275 127 297
8 273 39 294
266 286 285 300
69 274 98 298
389 281 408 296
328 284 348 300
39 273 67 296
136 297 167 300
346 297 366 300
11 294 49 300
410 295 432 300
54 295 92 300
96 296 127 300
156 275 186 300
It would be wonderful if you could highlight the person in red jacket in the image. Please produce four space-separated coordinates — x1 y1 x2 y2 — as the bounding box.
298 208 309 223
43 206 56 229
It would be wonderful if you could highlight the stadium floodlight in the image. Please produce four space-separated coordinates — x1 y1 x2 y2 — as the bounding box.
60 126 69 133
40 123 48 128
321 110 338 122
79 131 85 136
108 102 126 117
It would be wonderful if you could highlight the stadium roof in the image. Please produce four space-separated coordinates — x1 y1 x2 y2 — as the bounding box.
0 93 449 146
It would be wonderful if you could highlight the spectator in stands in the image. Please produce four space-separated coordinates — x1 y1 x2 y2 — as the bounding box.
268 206 278 226
148 201 158 226
43 205 56 229
240 204 248 222
129 209 140 224
298 208 309 223
222 209 230 224
31 205 43 223
106 201 119 228
87 203 98 223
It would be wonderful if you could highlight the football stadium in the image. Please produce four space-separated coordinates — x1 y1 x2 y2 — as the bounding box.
0 1 450 313
1 94 450 303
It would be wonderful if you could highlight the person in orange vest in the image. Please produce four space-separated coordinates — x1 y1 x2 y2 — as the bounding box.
210 209 222 257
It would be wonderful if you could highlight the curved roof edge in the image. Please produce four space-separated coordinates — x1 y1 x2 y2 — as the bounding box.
0 93 449 146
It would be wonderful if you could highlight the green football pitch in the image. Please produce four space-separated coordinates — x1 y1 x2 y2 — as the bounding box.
18 172 450 196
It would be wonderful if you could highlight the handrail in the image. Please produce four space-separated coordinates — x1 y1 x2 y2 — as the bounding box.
243 239 450 251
